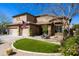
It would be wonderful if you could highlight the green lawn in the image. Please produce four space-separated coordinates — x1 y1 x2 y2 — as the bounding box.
13 38 60 53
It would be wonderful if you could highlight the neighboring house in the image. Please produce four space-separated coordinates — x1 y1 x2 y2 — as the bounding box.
8 12 69 36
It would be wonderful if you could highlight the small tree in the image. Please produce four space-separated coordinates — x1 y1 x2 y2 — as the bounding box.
73 24 79 29
73 24 79 35
0 13 11 34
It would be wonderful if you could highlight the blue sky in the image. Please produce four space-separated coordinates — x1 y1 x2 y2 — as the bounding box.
0 3 79 25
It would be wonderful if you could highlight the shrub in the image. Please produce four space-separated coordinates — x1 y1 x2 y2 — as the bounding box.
63 29 68 39
75 36 79 44
61 37 79 56
73 24 79 35
76 29 79 35
69 29 74 36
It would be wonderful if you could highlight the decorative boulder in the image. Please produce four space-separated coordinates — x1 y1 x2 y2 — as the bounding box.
5 48 13 55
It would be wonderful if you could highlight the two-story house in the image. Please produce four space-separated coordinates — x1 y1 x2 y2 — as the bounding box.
8 12 69 37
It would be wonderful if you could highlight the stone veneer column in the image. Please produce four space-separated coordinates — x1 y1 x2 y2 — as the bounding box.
48 25 52 36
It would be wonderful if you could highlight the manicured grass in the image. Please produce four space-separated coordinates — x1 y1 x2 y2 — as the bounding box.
13 38 60 53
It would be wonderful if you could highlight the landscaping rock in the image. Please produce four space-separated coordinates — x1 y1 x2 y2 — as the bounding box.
5 48 13 56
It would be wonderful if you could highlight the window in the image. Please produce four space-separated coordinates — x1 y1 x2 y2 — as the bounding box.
55 26 62 33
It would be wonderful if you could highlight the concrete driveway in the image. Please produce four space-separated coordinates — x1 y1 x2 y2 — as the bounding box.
0 35 62 56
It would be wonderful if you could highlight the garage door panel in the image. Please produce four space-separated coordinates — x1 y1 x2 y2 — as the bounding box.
9 29 18 36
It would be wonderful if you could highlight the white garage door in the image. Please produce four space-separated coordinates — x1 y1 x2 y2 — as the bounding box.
22 28 29 36
9 29 19 36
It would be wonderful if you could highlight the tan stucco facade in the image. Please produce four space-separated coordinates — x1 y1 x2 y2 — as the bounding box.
8 13 36 36
36 15 54 24
13 15 27 24
8 13 69 36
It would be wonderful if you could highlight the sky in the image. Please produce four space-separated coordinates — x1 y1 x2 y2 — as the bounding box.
0 3 79 25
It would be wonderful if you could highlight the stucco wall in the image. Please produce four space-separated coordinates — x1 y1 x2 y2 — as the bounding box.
36 16 54 24
13 15 27 24
13 14 36 24
11 14 69 36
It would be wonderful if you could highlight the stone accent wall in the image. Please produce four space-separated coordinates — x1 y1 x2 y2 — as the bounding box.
27 14 36 23
29 25 42 36
51 24 55 35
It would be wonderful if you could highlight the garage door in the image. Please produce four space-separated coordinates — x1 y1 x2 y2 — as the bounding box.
22 28 29 36
9 29 19 36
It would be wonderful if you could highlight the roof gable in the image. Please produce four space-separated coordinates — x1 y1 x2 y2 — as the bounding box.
13 12 35 18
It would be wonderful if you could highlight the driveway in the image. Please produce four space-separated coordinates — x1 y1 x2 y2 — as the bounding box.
0 35 62 56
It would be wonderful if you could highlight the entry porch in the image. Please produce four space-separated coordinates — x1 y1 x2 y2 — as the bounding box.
30 22 63 37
